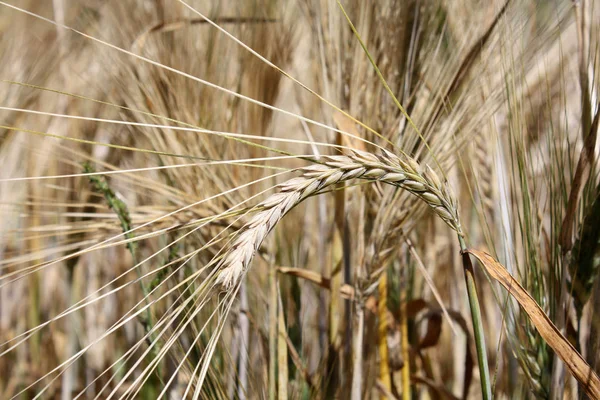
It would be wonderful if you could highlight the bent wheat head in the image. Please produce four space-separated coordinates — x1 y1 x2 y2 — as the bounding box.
216 149 461 288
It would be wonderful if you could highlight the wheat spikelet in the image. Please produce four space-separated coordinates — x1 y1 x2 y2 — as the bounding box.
472 129 496 220
216 149 461 288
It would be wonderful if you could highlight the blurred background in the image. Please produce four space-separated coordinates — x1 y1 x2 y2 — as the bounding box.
0 0 599 398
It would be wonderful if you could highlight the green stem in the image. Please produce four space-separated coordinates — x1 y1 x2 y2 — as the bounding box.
459 235 492 400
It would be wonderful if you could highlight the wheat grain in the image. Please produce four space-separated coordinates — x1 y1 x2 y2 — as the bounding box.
216 149 462 288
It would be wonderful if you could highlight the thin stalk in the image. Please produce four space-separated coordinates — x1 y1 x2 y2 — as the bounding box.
400 272 411 400
350 299 365 400
237 282 249 400
27 162 42 370
459 235 491 400
227 326 239 399
377 271 392 396
277 285 288 399
61 264 79 400
335 130 352 395
52 3 77 398
269 265 277 400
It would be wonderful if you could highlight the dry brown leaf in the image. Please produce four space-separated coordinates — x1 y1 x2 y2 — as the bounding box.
418 313 443 349
411 375 461 400
467 249 600 399
406 299 429 319
405 300 473 399
277 266 354 299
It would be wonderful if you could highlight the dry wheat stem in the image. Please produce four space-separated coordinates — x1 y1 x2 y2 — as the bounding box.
216 149 462 288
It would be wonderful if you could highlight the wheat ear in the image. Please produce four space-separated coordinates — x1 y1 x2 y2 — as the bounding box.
216 149 462 288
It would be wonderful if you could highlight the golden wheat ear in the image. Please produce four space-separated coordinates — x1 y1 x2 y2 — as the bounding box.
215 149 461 289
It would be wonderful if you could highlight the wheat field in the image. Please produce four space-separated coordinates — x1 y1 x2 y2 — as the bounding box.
1 0 599 399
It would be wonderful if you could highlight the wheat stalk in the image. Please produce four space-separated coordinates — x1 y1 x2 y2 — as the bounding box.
216 149 462 288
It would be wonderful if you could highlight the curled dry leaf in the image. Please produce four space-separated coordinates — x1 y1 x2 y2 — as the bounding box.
277 266 355 299
407 299 474 400
466 249 600 399
418 313 442 349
